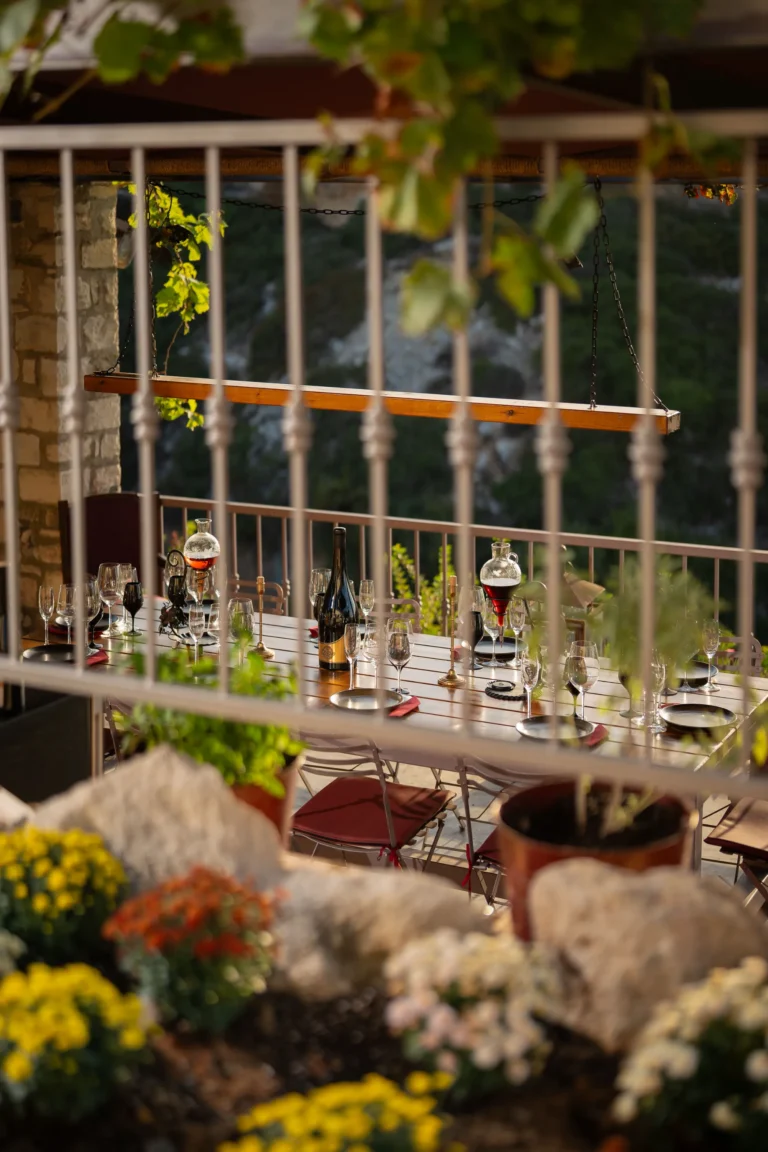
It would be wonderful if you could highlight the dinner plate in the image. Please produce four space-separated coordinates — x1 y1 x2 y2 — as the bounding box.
516 714 595 742
658 702 736 734
668 660 714 691
474 637 522 662
329 688 405 712
22 644 76 664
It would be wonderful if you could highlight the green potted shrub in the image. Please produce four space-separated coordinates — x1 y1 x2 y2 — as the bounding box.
124 650 304 844
498 559 712 938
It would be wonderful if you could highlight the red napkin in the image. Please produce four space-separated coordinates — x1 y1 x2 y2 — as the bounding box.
389 696 420 719
87 650 109 667
309 626 318 639
585 723 608 748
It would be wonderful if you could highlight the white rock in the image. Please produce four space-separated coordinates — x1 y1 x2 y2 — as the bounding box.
273 861 493 1000
32 745 282 891
529 859 768 1052
0 788 33 829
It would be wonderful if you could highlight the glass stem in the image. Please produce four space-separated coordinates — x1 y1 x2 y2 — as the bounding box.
707 655 712 688
349 661 354 691
397 667 402 694
107 605 112 633
67 622 71 644
526 688 531 718
44 619 48 646
491 636 496 663
581 691 586 721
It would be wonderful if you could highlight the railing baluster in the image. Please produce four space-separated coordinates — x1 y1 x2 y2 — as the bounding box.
619 549 625 594
714 558 720 622
0 151 19 663
131 148 159 681
415 531 421 603
281 517 290 614
257 515 263 576
359 524 366 580
388 527 394 595
308 519 314 577
442 532 449 635
589 547 595 583
528 540 534 581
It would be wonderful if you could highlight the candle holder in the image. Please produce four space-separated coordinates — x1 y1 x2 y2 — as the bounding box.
438 577 465 689
253 576 275 660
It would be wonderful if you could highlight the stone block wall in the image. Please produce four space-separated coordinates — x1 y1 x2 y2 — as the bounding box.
0 182 121 629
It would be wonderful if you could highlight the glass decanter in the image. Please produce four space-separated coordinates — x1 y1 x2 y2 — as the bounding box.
183 518 220 603
480 541 522 631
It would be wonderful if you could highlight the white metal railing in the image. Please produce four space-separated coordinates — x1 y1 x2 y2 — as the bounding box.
157 495 768 636
0 110 765 808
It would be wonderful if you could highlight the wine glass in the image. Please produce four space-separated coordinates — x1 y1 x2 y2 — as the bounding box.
481 599 502 668
38 586 54 646
646 651 667 734
207 603 220 651
97 563 122 638
618 666 639 720
228 596 254 665
388 624 411 697
167 574 187 610
123 582 144 636
702 619 720 694
188 604 206 665
521 649 540 718
309 568 331 621
117 564 137 632
57 583 76 644
507 597 527 669
344 622 360 691
359 579 375 641
567 642 599 721
85 576 102 655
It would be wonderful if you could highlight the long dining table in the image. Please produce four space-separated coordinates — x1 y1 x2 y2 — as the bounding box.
55 603 768 780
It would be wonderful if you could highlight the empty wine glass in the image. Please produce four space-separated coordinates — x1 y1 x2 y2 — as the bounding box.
344 622 360 691
207 603 220 650
481 599 502 668
507 597 527 669
57 583 76 644
458 586 485 670
359 579 375 641
309 568 331 621
228 596 254 665
97 563 122 638
567 642 599 721
521 649 540 718
388 625 411 696
123 582 144 636
85 576 101 655
167 573 187 610
38 586 54 646
647 651 667 734
618 665 639 719
188 604 206 665
702 619 720 694
117 564 137 632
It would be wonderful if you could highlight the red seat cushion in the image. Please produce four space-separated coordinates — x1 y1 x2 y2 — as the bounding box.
292 776 450 849
474 828 503 867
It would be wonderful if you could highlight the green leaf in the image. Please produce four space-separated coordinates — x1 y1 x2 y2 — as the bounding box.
534 165 599 257
94 17 153 84
0 0 38 55
401 259 475 336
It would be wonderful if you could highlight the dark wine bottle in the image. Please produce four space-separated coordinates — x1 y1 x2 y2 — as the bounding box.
318 527 356 673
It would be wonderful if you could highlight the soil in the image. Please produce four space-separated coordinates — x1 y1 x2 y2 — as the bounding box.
0 993 624 1152
502 789 684 851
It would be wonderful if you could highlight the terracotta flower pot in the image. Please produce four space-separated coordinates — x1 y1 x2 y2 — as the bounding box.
498 780 692 940
231 754 301 847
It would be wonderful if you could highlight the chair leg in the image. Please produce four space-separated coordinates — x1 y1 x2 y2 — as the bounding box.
420 814 447 873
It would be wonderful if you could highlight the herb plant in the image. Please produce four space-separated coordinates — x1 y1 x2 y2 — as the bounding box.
125 650 303 796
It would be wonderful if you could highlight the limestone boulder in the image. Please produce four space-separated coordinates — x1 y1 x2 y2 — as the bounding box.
273 859 494 1000
529 858 768 1052
32 745 282 891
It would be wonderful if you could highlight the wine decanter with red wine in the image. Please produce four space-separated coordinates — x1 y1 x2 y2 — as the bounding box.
183 518 220 604
479 541 521 653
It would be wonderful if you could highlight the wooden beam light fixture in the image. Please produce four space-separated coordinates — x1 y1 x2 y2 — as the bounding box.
84 372 680 435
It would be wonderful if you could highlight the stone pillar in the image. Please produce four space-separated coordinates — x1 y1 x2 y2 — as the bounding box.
0 182 121 629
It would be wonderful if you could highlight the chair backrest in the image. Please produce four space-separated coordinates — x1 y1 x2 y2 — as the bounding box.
370 597 422 633
716 634 763 674
59 492 162 585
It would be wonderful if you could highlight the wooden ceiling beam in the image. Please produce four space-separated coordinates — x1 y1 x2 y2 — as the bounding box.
84 372 680 435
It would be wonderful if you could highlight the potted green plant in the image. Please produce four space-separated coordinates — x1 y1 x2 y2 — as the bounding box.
124 649 304 844
497 559 712 938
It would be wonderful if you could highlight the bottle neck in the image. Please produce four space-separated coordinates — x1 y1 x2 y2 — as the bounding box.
331 532 347 579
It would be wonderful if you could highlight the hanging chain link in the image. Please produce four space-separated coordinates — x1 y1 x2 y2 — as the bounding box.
593 177 669 412
590 215 600 410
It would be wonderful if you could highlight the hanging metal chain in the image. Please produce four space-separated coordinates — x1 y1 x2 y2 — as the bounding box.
594 177 669 412
590 218 600 410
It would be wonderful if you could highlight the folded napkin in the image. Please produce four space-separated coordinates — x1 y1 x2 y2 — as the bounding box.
309 626 318 639
87 650 109 667
585 722 608 748
389 696 420 719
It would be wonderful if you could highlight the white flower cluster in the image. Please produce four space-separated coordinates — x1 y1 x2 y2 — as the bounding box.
384 928 561 1089
615 956 768 1130
0 931 24 978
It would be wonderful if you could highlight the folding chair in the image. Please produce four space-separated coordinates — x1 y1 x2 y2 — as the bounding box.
458 756 550 908
292 737 453 871
705 798 768 912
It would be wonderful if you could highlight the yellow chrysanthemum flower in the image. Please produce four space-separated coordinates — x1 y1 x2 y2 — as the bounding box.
3 1050 33 1083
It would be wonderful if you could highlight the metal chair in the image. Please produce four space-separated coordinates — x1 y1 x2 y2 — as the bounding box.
705 798 768 912
458 755 549 907
716 633 763 674
230 579 285 615
292 736 453 871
